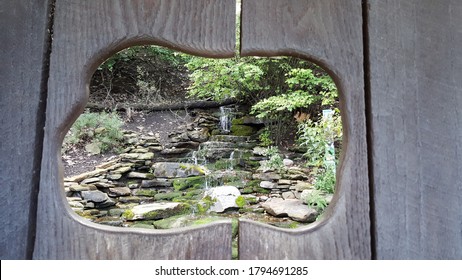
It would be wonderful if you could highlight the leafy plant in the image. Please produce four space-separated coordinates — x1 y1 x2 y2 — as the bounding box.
314 165 336 194
297 110 342 167
258 127 273 146
260 146 285 172
63 111 124 154
305 190 328 212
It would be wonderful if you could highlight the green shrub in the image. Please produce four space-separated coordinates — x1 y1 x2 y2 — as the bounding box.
305 190 328 212
260 146 284 171
314 165 336 194
63 111 124 154
296 110 342 167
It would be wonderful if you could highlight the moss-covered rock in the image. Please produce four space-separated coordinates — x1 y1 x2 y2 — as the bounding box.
235 196 247 208
230 124 257 136
154 192 183 201
133 189 157 197
173 176 205 191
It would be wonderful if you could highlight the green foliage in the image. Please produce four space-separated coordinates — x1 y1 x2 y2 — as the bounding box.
305 190 328 212
314 165 336 194
260 146 285 171
63 111 124 154
235 196 247 208
251 67 337 119
185 57 264 101
297 110 342 167
258 128 273 146
100 45 189 72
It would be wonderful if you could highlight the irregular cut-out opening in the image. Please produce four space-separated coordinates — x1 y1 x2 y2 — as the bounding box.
61 44 342 259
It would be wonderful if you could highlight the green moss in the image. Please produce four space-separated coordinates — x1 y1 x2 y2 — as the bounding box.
134 189 157 197
253 187 271 194
196 196 216 214
241 187 254 194
235 196 247 208
143 211 159 220
232 240 239 260
173 176 205 191
231 124 256 136
231 219 239 238
244 196 258 204
122 209 135 220
154 192 183 201
152 214 189 229
191 216 223 226
231 118 244 125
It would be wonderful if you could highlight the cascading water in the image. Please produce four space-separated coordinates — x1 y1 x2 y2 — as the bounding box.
219 106 233 133
228 150 235 170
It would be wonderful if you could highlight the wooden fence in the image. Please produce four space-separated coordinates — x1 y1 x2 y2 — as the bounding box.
1 0 461 259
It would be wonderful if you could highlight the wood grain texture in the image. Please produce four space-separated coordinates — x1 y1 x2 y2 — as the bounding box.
239 0 370 259
34 0 235 259
368 0 462 259
0 0 50 259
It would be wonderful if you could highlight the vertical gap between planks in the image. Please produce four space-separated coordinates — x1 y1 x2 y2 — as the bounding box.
27 0 56 260
362 0 376 260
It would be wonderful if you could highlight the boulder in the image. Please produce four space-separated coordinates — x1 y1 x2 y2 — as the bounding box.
127 172 155 179
125 202 184 220
187 128 209 142
108 187 131 197
262 198 318 223
260 181 278 189
283 158 294 167
81 190 108 203
203 186 241 213
152 162 206 178
140 179 173 188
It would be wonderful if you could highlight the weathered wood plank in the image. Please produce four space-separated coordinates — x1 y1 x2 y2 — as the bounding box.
368 0 462 259
34 0 235 259
240 0 370 259
0 0 50 259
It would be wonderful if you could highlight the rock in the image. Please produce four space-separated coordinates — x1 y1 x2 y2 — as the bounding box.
127 172 155 179
152 162 206 178
137 152 155 160
170 141 200 149
94 182 115 188
209 135 250 143
187 128 209 142
292 181 313 192
260 181 278 189
81 190 108 203
118 196 142 203
108 208 125 217
252 146 268 156
130 148 150 153
85 142 101 155
81 178 101 184
160 148 192 155
125 202 184 220
252 172 281 181
173 176 205 191
282 191 296 200
230 124 257 136
106 173 122 180
65 169 105 183
68 201 84 209
69 184 96 192
140 179 172 188
95 198 116 208
262 198 318 223
96 158 120 169
112 166 132 174
278 179 292 185
204 186 241 213
283 158 294 167
300 189 316 203
109 187 131 197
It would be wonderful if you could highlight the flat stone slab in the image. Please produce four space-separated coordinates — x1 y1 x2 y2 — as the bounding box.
262 198 318 223
128 202 183 221
204 186 241 213
151 162 205 178
81 190 108 203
